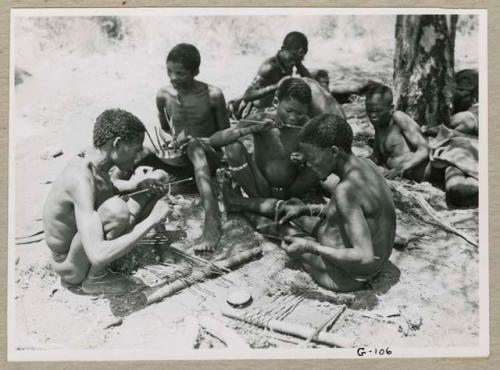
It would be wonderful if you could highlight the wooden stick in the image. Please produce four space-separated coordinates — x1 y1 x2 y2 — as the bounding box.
222 307 354 348
146 246 263 304
145 128 160 154
125 177 194 198
300 304 346 348
394 184 478 248
198 315 249 349
169 245 231 274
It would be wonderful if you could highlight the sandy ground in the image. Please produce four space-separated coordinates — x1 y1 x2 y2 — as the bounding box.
12 17 480 353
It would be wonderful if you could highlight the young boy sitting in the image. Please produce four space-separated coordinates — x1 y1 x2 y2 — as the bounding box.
364 84 430 181
228 31 312 119
133 43 231 252
226 114 396 292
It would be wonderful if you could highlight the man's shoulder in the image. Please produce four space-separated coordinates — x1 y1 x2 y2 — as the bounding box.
257 55 280 75
55 157 93 195
205 83 225 100
392 110 418 127
156 85 176 101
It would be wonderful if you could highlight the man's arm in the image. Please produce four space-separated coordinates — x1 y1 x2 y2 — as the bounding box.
209 86 230 132
284 184 375 266
388 111 429 175
242 63 280 102
315 185 375 264
206 114 276 147
71 171 168 267
366 137 382 165
156 89 172 134
296 62 311 78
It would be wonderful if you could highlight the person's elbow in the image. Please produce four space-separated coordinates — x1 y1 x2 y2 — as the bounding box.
357 247 375 265
85 242 112 268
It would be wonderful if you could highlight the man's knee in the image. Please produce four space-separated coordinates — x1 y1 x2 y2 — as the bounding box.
283 198 304 206
224 141 247 165
446 182 478 207
98 197 131 239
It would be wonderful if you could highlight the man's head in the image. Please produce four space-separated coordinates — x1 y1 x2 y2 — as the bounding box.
365 84 393 128
297 113 353 180
313 69 330 90
454 69 478 113
276 78 311 127
166 43 201 90
279 31 308 70
93 109 145 171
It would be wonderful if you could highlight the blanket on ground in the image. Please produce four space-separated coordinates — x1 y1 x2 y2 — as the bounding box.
429 125 478 179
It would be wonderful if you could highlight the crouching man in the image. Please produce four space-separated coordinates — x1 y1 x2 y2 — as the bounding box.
278 113 396 291
43 109 171 294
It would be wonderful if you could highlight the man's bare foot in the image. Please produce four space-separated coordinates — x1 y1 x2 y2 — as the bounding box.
82 270 139 295
194 221 222 253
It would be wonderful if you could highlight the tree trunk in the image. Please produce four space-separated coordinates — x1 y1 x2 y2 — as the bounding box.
393 15 458 127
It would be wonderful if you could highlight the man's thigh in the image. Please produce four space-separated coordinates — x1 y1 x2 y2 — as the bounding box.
51 234 90 285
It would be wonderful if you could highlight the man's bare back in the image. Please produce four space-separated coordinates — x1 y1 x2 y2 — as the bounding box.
42 109 171 294
43 153 114 255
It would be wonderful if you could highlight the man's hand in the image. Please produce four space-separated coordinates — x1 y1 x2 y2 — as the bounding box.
149 196 171 225
278 203 306 224
282 236 318 255
386 166 407 180
178 136 210 152
290 151 306 167
248 118 277 133
137 178 168 196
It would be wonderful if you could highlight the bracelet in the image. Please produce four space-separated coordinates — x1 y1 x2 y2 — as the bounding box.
306 240 319 255
309 204 325 218
274 200 284 224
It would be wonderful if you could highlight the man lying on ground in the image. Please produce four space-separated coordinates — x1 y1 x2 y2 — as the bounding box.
43 109 171 294
312 69 379 104
228 31 312 119
223 114 396 292
365 84 478 207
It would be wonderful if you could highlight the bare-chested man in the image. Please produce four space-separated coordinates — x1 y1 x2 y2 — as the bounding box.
364 84 430 181
43 109 171 294
228 32 311 119
224 77 339 201
224 114 396 292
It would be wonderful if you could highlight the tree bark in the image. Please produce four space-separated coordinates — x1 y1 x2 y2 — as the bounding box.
393 15 458 127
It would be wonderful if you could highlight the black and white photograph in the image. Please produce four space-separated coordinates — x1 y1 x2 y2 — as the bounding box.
8 7 488 360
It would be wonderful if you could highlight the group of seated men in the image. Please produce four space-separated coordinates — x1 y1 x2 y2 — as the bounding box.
43 31 479 295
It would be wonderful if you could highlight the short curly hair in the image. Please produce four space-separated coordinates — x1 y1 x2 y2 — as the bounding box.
277 77 312 105
299 113 353 153
314 69 329 80
167 43 201 74
93 109 145 148
365 83 393 104
282 31 308 53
